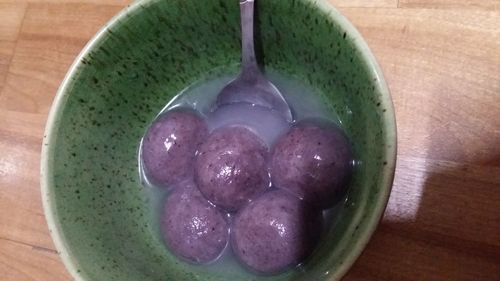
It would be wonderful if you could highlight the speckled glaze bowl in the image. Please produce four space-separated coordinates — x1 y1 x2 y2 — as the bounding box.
41 0 396 280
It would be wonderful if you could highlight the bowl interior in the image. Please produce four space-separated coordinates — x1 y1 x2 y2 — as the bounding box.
43 0 396 280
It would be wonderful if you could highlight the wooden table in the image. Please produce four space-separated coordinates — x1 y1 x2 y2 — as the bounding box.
1 0 499 280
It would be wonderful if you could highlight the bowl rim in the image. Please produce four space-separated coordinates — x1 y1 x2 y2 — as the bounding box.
40 1 397 280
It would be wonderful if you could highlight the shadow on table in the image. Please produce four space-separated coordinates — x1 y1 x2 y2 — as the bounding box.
344 152 500 281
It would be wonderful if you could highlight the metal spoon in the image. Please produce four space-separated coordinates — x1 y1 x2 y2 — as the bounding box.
216 0 293 122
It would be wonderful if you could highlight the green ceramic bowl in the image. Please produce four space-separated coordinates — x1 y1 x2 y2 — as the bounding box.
41 0 396 280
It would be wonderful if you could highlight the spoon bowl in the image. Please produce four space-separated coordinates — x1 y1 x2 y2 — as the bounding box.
216 0 293 122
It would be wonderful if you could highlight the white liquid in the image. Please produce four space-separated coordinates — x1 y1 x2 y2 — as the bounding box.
164 70 338 119
139 69 344 278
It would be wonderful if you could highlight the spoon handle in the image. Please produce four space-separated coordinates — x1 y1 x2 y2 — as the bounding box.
240 0 259 74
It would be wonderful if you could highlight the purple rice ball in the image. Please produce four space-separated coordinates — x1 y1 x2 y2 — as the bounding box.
271 119 353 209
231 190 322 274
141 109 208 188
195 126 270 212
161 180 229 264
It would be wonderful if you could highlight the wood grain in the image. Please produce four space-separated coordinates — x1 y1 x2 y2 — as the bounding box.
0 238 70 281
0 109 71 281
0 3 124 114
329 0 398 8
0 3 26 92
400 0 500 10
0 1 499 281
355 157 500 280
341 8 500 165
0 0 129 4
0 110 52 248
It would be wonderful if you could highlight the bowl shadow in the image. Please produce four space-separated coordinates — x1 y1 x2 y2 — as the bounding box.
343 151 500 280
